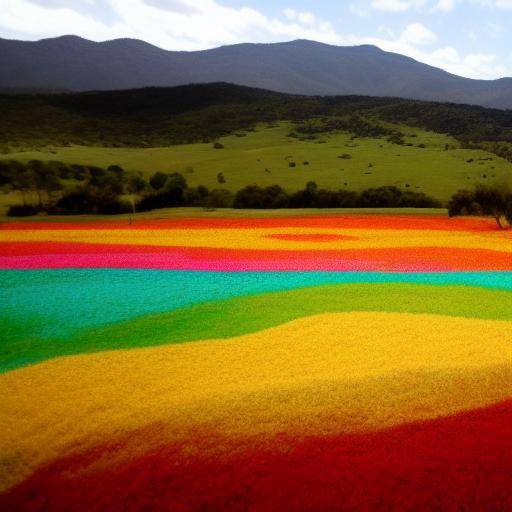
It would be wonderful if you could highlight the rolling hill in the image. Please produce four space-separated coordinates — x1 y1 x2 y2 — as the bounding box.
2 83 512 150
1 36 512 109
2 83 512 214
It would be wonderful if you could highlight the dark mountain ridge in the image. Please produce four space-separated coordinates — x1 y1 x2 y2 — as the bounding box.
1 36 511 108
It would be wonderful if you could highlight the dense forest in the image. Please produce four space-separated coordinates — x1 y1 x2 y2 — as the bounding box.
1 83 512 162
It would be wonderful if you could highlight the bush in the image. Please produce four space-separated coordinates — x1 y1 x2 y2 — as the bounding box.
139 189 185 211
149 171 168 191
234 185 290 209
51 189 131 215
205 189 234 208
359 186 405 207
7 204 39 217
213 142 224 149
359 186 441 208
184 186 210 206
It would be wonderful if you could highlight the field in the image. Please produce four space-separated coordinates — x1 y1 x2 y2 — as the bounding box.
1 212 512 510
2 122 512 211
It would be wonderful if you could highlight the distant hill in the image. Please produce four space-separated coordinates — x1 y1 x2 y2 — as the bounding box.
0 36 511 109
1 83 512 154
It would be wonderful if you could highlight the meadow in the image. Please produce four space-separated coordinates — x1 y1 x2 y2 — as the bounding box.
2 122 511 211
2 83 512 510
1 212 512 510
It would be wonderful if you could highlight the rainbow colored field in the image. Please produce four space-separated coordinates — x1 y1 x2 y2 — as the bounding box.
1 214 512 511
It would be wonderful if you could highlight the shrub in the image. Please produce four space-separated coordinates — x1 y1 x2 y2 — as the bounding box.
7 204 39 217
107 165 125 178
359 186 405 207
213 142 224 149
149 172 168 191
184 186 209 206
234 185 290 209
51 189 131 215
205 189 234 208
358 186 441 208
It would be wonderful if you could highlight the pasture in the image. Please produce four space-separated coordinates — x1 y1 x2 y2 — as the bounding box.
3 122 512 204
1 212 512 510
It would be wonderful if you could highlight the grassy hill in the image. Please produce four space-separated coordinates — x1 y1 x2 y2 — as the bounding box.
3 122 511 204
2 83 512 150
1 83 512 214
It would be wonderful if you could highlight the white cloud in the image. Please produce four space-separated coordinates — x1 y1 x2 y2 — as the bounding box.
433 0 456 11
282 8 315 25
337 22 511 79
373 0 512 12
26 0 98 7
371 0 426 11
1 0 339 49
283 8 296 20
400 22 438 45
298 12 315 25
470 0 512 7
378 25 396 37
371 0 413 11
348 3 370 16
143 0 200 15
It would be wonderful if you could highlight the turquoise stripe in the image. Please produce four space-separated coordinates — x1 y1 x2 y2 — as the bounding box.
2 270 512 340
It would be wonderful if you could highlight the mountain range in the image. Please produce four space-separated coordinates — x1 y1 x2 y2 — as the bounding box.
1 35 511 109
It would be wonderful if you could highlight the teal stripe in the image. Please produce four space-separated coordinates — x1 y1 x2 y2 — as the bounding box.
2 270 512 341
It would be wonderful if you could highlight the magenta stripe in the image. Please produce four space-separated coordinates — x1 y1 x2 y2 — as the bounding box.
0 253 452 272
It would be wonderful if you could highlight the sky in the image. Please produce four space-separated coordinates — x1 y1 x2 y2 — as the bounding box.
1 0 512 79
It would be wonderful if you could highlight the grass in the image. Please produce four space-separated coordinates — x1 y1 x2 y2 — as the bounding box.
3 282 512 372
2 205 512 508
2 122 512 208
0 206 448 223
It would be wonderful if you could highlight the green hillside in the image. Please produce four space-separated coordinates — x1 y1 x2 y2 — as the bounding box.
2 83 512 214
2 122 511 204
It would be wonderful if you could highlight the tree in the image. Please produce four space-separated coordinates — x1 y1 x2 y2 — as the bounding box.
233 185 290 209
125 174 146 215
54 187 130 215
0 161 27 203
289 181 318 208
359 186 404 208
205 189 234 209
184 185 209 206
448 184 512 228
149 171 168 191
0 161 10 188
107 165 125 178
138 173 188 211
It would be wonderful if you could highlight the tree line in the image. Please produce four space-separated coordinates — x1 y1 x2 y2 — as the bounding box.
1 159 441 216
